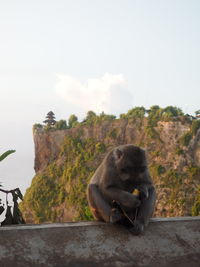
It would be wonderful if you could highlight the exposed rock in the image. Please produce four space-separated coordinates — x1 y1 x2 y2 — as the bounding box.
34 119 198 173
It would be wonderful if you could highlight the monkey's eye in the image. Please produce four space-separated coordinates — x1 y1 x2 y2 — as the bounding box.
139 166 146 172
133 166 146 173
121 167 130 173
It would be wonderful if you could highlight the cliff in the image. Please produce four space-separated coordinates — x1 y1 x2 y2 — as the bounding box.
34 119 200 172
20 108 200 223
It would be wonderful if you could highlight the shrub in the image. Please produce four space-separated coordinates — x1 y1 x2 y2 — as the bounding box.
145 126 161 140
99 112 116 121
86 111 97 121
95 143 106 153
55 120 68 130
123 106 146 119
68 114 78 128
191 186 200 216
147 105 163 127
191 120 200 136
187 166 200 178
151 151 160 157
180 132 192 146
107 129 118 139
33 124 43 131
175 147 184 155
21 136 108 223
161 106 183 121
150 164 166 177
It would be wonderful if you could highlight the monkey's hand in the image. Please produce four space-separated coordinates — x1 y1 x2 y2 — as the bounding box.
120 193 141 212
138 186 149 201
129 220 144 235
110 207 124 224
103 187 141 211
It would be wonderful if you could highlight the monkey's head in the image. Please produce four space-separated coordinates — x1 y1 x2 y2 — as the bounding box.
113 145 147 183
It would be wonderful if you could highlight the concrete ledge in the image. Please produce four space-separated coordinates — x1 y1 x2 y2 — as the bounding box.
0 217 199 267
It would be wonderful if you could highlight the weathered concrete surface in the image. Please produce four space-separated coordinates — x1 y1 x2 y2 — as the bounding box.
0 217 199 267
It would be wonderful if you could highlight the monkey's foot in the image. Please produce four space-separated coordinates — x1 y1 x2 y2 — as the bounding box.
128 221 144 235
110 208 124 224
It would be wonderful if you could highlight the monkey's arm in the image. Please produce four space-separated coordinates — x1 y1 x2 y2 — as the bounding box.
138 185 156 224
87 184 125 223
103 186 141 211
131 185 156 235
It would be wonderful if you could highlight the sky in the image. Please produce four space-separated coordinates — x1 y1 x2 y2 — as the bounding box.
0 0 200 194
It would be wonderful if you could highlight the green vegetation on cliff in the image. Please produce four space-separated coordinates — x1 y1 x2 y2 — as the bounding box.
21 136 107 223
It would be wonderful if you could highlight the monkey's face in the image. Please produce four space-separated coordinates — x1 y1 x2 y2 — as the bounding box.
119 161 147 182
114 146 147 183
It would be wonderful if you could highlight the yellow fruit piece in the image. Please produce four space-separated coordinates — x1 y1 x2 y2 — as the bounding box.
132 188 140 196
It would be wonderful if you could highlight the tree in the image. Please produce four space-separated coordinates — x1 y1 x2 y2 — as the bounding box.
86 111 97 121
147 105 163 127
147 105 161 113
99 112 116 121
162 106 183 119
126 106 146 119
55 120 68 130
68 114 78 128
84 111 98 124
43 111 56 126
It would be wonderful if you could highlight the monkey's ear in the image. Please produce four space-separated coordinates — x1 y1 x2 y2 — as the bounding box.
114 148 123 160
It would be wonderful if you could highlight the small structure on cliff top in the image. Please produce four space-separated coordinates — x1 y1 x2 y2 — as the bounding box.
43 111 56 126
195 110 200 119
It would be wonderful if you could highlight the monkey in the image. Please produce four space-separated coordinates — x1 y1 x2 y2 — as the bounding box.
87 144 156 235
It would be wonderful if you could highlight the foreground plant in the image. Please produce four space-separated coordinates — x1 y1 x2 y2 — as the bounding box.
0 149 25 225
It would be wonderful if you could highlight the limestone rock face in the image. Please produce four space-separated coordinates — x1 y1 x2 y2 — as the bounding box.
34 128 67 172
34 119 200 174
188 129 200 166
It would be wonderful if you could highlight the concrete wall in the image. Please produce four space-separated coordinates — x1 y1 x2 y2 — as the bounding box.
0 217 199 267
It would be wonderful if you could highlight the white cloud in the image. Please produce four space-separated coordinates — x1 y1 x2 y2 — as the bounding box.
55 73 134 116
